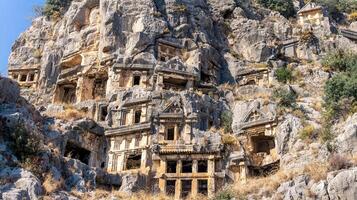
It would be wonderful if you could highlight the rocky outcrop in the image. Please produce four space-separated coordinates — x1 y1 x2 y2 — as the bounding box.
327 167 357 200
0 168 43 200
334 114 357 155
276 115 303 155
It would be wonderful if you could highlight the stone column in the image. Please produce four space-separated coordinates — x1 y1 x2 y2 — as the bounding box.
175 179 181 200
207 178 215 198
159 159 166 193
76 77 84 103
118 153 125 172
141 150 148 171
177 160 182 174
174 125 179 140
239 163 248 183
192 160 198 173
208 159 215 176
107 154 113 172
186 80 193 89
89 151 97 168
191 179 198 197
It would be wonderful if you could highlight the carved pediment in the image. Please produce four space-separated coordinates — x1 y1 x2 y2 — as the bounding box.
165 58 187 72
162 97 183 114
242 103 268 124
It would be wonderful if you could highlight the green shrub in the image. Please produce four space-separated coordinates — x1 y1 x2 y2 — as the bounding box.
214 189 236 200
322 50 357 72
273 87 297 108
257 0 295 18
9 123 41 162
221 111 233 133
43 0 72 18
323 50 357 123
275 67 293 84
319 125 334 143
313 0 357 17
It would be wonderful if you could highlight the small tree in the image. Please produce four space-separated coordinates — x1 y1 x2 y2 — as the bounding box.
257 0 295 18
273 87 297 108
43 0 72 18
221 111 233 133
275 67 293 84
9 123 41 162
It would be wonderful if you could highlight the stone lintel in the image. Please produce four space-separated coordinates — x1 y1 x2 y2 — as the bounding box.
105 122 151 136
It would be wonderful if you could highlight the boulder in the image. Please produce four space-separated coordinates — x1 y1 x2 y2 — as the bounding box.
334 113 357 154
0 168 43 200
0 77 20 104
327 167 357 200
276 115 303 155
119 173 146 194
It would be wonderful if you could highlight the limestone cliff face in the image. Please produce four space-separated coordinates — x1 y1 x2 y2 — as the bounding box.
4 0 357 200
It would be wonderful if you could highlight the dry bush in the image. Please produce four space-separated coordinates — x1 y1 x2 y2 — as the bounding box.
328 154 352 171
43 174 64 194
219 83 235 91
292 109 306 119
349 12 357 21
299 125 316 141
252 63 269 69
221 134 237 145
303 162 328 182
49 106 88 121
234 169 301 196
350 155 357 166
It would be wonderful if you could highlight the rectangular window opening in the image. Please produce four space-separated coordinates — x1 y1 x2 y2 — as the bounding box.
28 74 35 81
20 74 27 82
120 111 127 126
126 154 141 170
182 160 192 173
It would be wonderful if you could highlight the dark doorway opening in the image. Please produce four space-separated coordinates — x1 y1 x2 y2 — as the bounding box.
126 154 141 170
246 80 256 85
198 160 208 173
251 135 275 154
133 76 141 86
163 78 187 90
167 161 177 173
62 85 77 103
166 180 176 196
198 180 208 195
134 110 142 124
181 180 192 198
93 78 107 99
182 161 192 173
201 71 210 83
166 127 175 140
64 142 91 165
99 105 108 121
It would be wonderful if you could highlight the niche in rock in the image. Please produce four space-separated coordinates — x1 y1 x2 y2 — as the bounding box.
64 142 91 165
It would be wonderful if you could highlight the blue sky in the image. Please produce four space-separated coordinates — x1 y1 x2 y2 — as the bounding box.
0 0 45 76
